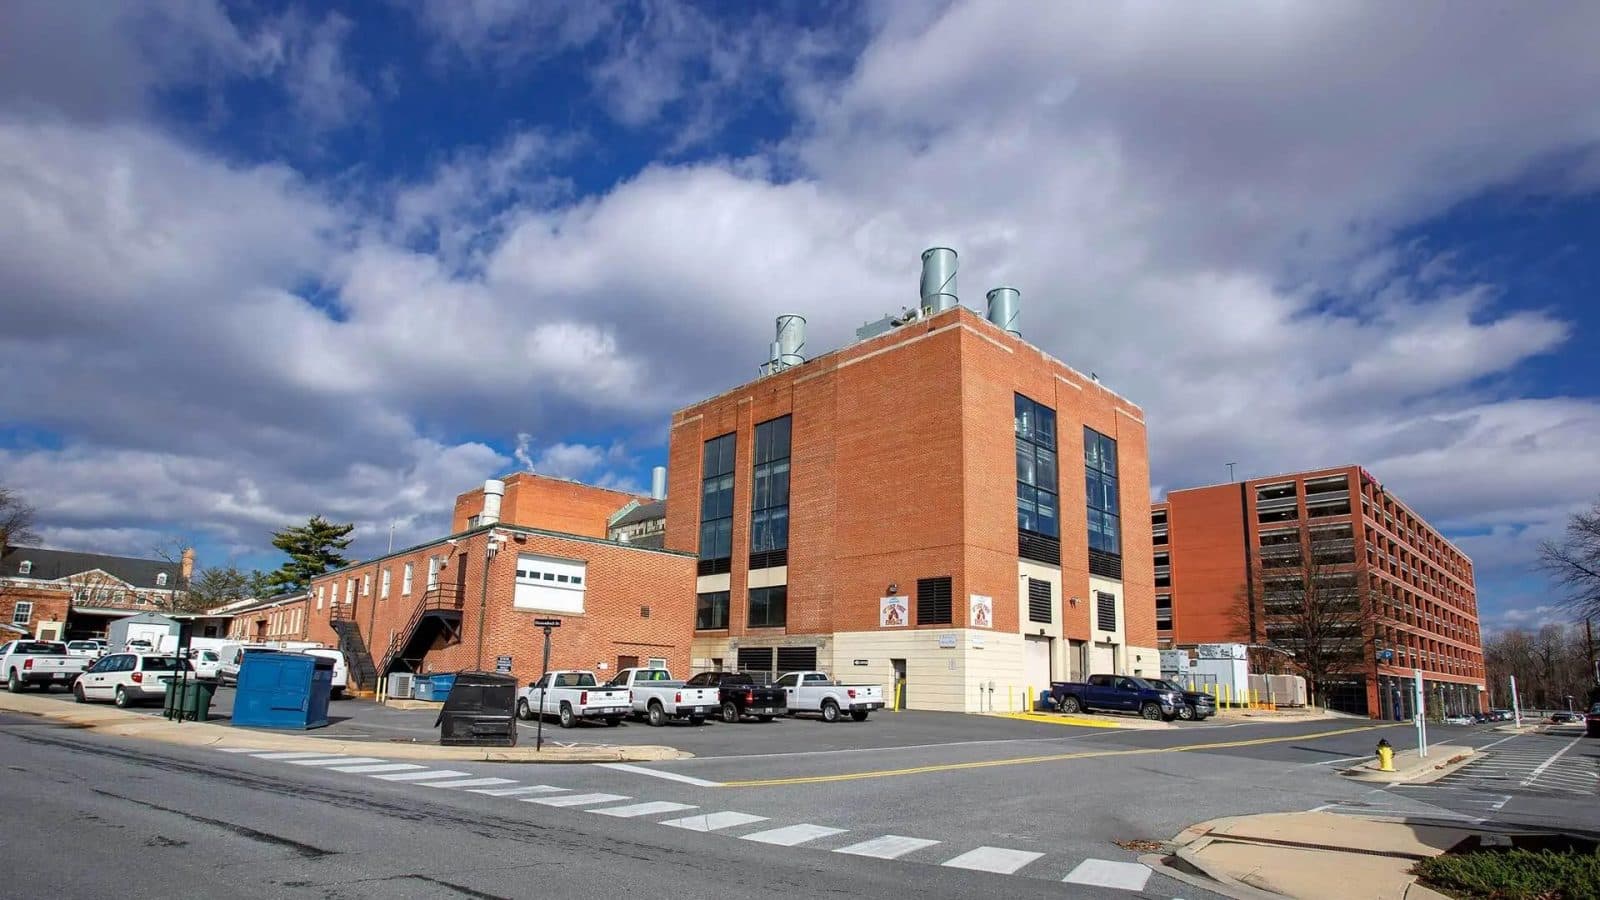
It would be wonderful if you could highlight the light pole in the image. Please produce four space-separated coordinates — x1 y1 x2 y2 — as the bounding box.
474 531 503 670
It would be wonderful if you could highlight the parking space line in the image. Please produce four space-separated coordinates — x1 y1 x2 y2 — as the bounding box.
588 801 698 818
594 762 722 787
371 769 471 781
741 824 848 846
1523 737 1583 787
834 835 940 860
941 846 1044 874
660 811 768 832
414 777 517 789
1064 859 1152 892
529 792 631 808
329 763 423 774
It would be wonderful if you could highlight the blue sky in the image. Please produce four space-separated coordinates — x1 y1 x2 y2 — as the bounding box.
1 1 1597 633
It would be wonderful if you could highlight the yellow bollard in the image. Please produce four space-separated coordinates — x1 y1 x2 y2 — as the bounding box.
1027 684 1034 713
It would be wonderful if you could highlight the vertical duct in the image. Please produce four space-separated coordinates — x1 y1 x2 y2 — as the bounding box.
650 466 667 501
480 479 505 526
986 286 1020 336
775 315 807 367
920 247 958 312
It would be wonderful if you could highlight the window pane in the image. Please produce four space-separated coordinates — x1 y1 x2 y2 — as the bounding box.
1035 406 1056 449
1037 491 1059 537
1015 394 1032 439
1016 441 1035 485
1036 447 1057 488
769 460 789 506
750 509 769 552
1084 427 1100 470
1099 434 1117 476
768 506 788 550
1018 496 1036 532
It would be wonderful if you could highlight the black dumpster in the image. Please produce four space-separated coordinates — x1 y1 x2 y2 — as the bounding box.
435 671 518 747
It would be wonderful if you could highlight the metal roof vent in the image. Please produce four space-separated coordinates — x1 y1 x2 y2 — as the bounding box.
763 315 807 375
920 247 958 312
650 466 667 500
986 287 1020 336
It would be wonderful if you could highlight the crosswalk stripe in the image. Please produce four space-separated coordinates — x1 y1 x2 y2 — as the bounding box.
329 763 424 774
218 747 265 753
589 801 698 818
415 777 518 789
285 756 386 767
468 785 569 797
528 793 631 808
371 769 472 781
833 835 940 860
1063 859 1152 892
250 751 346 760
741 824 848 846
941 846 1044 874
660 811 769 832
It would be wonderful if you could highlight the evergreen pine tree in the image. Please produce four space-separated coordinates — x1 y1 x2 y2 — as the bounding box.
266 515 355 592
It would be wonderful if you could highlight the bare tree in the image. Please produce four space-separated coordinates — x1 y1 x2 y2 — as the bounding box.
1541 497 1600 619
1234 523 1377 706
0 485 38 557
1485 621 1598 711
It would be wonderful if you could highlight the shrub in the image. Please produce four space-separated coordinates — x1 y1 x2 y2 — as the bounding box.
1414 848 1600 899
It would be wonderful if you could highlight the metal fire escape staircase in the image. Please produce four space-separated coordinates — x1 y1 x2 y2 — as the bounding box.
380 583 465 676
328 600 379 695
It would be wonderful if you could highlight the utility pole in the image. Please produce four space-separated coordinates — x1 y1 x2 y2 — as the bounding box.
1226 462 1237 482
388 521 396 554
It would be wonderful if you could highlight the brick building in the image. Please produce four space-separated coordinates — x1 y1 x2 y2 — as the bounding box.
1 546 196 642
666 286 1156 712
309 474 696 692
1153 465 1485 718
223 593 311 643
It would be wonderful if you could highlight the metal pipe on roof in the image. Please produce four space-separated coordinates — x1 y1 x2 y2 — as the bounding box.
986 286 1020 336
920 247 958 312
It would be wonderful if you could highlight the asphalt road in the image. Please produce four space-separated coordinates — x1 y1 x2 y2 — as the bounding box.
6 700 1593 900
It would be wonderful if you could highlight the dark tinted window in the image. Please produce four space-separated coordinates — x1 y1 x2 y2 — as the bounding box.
685 672 712 687
751 416 792 555
1015 394 1059 538
1085 427 1121 555
699 433 737 562
15 641 64 654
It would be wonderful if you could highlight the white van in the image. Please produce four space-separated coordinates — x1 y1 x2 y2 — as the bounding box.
299 648 348 699
216 642 272 685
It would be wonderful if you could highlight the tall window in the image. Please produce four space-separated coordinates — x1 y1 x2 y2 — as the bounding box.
331 581 339 604
696 591 729 630
916 576 953 625
1085 427 1121 561
345 576 355 603
361 574 370 596
380 569 391 599
748 586 787 628
316 585 325 609
699 433 736 574
750 416 791 569
402 562 414 595
426 556 440 589
1015 394 1059 538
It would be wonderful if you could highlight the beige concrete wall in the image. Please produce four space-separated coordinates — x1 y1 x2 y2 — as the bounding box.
831 628 1033 713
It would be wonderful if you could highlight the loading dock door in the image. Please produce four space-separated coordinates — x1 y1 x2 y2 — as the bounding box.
1089 641 1116 676
1024 636 1053 699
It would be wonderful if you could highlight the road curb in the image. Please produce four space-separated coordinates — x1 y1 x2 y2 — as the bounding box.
1339 744 1474 784
0 691 690 762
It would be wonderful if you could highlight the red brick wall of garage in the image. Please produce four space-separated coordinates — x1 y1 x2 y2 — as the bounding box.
664 305 1156 647
1164 482 1252 645
311 528 696 686
0 586 70 636
452 473 648 538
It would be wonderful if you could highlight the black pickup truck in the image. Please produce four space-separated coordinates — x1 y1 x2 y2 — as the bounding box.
684 671 787 723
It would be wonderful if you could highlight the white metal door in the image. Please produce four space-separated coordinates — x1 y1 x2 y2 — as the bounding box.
1024 636 1052 693
1089 641 1116 676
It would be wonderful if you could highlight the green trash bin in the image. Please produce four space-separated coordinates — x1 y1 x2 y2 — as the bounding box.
163 678 216 722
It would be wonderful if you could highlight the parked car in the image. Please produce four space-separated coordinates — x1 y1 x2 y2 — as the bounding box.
1585 703 1600 738
125 639 155 653
1550 711 1581 724
1 640 89 692
64 640 104 659
607 667 717 726
774 671 885 722
514 670 631 728
683 671 787 723
299 648 348 699
1048 674 1182 722
190 649 223 681
73 653 193 707
1147 678 1217 722
1443 714 1475 725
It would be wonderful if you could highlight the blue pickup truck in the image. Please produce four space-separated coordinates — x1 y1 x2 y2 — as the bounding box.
1048 674 1184 722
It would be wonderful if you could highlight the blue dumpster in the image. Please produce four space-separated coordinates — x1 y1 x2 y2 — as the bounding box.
428 673 457 700
232 650 334 730
413 675 434 702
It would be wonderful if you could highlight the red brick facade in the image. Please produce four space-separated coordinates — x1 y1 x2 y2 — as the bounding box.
452 473 648 538
1 585 71 640
225 595 311 643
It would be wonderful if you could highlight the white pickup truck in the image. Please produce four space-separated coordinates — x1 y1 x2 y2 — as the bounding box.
607 667 718 727
775 671 886 722
515 670 631 729
2 640 89 692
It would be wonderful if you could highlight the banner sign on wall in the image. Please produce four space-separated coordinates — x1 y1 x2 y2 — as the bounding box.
879 596 908 627
969 594 993 629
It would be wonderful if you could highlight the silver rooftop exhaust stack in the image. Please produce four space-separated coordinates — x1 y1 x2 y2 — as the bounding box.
650 466 667 501
986 287 1020 336
480 478 506 526
764 314 807 375
920 247 958 312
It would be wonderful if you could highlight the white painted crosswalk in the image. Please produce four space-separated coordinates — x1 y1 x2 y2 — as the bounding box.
214 746 1159 893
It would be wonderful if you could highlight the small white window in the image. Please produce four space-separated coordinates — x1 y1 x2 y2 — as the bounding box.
427 556 440 589
648 657 668 670
316 586 325 609
344 577 354 604
11 602 32 626
331 582 340 603
361 574 370 596
156 573 168 586
380 569 391 599
18 560 31 575
402 562 414 595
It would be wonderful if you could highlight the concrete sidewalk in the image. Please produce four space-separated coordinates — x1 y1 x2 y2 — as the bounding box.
0 691 686 762
1340 743 1474 784
1143 812 1478 900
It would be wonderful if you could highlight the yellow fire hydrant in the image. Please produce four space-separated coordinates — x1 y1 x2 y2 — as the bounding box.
1376 738 1395 772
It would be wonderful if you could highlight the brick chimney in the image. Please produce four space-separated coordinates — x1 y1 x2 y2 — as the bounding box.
180 547 195 582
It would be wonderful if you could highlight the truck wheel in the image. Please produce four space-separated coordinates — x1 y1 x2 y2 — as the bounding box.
1140 702 1163 721
1176 704 1195 721
688 716 706 726
648 702 667 727
73 682 87 703
1057 695 1082 714
851 710 870 722
720 701 740 724
6 670 20 693
558 703 576 728
821 700 840 723
114 687 131 709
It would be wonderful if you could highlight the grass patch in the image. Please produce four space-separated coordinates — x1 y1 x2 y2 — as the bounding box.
1414 847 1600 899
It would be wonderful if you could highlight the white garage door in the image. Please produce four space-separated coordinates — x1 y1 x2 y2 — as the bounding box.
1024 636 1053 693
513 553 586 614
1089 641 1117 676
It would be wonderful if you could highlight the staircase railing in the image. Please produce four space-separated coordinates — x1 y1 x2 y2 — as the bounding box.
379 583 463 675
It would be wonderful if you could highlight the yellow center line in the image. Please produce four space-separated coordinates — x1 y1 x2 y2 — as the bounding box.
719 722 1403 788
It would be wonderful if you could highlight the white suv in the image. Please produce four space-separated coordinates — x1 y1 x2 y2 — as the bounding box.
73 653 193 707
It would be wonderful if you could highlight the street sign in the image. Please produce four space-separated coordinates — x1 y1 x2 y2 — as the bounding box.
534 617 562 628
852 659 868 666
495 655 512 674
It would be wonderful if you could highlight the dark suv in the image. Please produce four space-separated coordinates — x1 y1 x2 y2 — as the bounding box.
1148 678 1217 721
